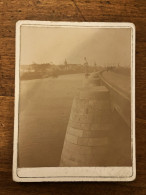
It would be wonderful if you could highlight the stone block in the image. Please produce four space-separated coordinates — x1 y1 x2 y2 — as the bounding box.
78 114 93 123
94 100 110 110
91 123 102 131
68 120 81 129
88 78 100 86
91 146 109 155
66 133 78 144
60 158 78 166
101 123 113 130
78 145 92 155
80 123 91 131
101 116 112 123
68 127 83 137
88 137 108 146
77 137 89 146
79 91 92 100
92 115 102 123
83 130 109 138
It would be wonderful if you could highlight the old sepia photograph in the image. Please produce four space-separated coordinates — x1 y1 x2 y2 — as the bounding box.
13 21 135 182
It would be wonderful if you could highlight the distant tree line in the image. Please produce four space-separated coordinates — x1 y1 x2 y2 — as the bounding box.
106 65 130 76
20 63 101 80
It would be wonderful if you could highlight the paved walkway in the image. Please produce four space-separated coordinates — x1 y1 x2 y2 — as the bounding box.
102 71 131 98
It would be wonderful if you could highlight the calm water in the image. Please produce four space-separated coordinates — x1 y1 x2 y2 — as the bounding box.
18 73 84 167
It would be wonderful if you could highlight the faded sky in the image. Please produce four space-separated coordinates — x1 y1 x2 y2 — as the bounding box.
20 26 131 66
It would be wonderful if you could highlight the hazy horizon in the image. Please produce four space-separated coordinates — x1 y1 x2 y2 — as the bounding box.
20 26 131 67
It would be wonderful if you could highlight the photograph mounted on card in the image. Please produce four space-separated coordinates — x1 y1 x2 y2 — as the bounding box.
13 20 136 182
